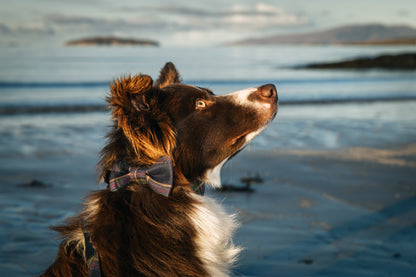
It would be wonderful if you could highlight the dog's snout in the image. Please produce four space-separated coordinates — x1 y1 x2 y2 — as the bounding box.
258 84 277 102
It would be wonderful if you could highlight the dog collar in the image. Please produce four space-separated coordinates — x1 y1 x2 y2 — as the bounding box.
192 181 205 195
106 156 173 196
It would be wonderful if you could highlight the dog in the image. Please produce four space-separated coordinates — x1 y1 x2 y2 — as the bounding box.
41 62 277 277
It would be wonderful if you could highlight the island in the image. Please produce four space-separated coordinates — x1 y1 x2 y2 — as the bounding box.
65 36 159 47
226 24 416 46
300 53 416 70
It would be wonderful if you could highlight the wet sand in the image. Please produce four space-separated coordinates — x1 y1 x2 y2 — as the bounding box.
220 145 416 276
1 144 416 276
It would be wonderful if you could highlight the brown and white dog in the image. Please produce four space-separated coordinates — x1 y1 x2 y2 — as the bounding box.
41 62 277 277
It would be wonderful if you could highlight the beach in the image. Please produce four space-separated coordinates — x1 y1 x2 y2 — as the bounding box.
1 46 416 276
0 101 415 276
224 146 416 276
1 137 415 276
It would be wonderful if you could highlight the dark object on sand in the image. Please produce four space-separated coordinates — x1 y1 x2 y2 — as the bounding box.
299 258 314 265
217 174 264 193
217 183 255 193
301 53 416 70
392 252 402 258
240 174 263 186
18 179 52 188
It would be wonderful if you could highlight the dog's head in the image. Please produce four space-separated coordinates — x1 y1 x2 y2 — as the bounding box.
100 62 277 188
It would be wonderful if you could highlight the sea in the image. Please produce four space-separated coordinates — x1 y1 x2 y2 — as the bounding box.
1 45 416 276
1 45 416 154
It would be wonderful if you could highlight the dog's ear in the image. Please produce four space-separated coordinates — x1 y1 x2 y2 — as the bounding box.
108 74 153 117
155 62 181 89
105 74 175 166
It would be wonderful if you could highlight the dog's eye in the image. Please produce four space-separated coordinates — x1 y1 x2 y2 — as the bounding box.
196 100 206 109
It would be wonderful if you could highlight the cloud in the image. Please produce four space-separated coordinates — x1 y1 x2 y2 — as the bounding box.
39 3 307 37
153 3 309 31
148 3 310 45
0 23 11 34
44 14 171 32
0 21 54 36
0 2 310 46
397 10 411 17
154 3 291 18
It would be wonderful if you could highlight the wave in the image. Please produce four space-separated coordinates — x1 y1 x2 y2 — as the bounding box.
190 76 416 86
2 97 416 115
0 104 107 115
1 75 415 89
281 96 416 105
0 81 109 89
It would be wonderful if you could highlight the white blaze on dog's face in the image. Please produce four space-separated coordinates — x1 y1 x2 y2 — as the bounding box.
160 82 278 188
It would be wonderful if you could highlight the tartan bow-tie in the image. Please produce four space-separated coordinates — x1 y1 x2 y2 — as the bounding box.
107 156 173 196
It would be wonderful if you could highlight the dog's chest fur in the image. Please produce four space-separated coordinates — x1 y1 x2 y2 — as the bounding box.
71 189 241 277
188 194 241 277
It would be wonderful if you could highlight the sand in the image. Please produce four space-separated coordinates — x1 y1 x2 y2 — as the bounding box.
221 146 416 276
1 143 415 276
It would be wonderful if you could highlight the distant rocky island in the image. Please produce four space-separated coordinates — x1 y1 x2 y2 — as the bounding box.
65 36 159 47
227 24 416 46
300 53 416 70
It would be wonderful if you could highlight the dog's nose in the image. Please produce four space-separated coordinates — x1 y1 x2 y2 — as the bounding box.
258 84 277 102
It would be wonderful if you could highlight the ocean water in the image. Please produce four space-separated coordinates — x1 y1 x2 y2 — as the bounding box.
1 45 416 154
1 45 416 276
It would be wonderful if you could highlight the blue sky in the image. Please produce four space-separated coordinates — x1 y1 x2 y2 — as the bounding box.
1 0 415 46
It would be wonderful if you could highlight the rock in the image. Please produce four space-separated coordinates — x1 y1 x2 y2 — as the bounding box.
301 53 416 70
299 258 314 265
65 36 159 47
18 179 53 188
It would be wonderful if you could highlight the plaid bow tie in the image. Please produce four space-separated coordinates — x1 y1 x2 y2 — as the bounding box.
107 156 173 196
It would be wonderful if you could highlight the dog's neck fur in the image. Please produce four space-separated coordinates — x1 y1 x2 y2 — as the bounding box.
44 182 240 277
81 186 239 277
188 194 241 277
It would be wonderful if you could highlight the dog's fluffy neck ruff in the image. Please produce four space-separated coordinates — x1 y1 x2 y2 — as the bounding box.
189 193 241 277
77 179 241 277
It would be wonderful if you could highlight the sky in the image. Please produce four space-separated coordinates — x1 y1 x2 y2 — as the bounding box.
0 0 415 47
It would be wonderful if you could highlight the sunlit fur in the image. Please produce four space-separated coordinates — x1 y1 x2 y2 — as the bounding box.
190 195 242 277
99 74 176 174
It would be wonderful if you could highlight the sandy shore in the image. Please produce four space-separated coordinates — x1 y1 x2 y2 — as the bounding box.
220 144 416 276
1 144 415 276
